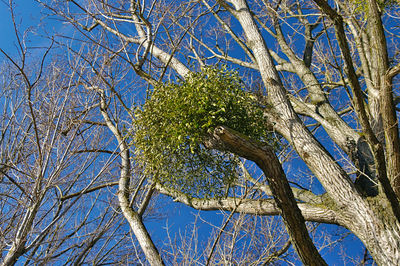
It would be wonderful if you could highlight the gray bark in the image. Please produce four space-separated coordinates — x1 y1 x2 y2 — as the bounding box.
225 0 400 264
205 125 327 265
99 90 164 266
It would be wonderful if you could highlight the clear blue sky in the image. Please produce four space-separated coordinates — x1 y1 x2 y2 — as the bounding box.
0 0 58 57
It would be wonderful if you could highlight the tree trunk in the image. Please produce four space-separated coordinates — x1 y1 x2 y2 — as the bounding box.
342 200 400 265
205 126 327 265
225 0 400 264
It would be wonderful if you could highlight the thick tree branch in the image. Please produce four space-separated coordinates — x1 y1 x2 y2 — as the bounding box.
367 0 400 198
155 183 339 225
204 124 327 266
99 90 164 266
247 177 324 206
218 2 400 263
313 0 400 222
200 0 256 63
225 0 361 216
272 9 361 159
56 0 190 77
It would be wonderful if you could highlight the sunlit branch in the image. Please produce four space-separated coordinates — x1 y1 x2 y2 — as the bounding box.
155 183 339 225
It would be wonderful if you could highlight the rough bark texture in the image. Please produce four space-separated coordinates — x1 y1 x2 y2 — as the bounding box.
156 183 340 224
313 0 400 223
367 0 400 198
226 0 400 264
205 126 327 266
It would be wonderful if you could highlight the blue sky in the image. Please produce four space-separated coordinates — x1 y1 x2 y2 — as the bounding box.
0 1 38 53
0 0 61 58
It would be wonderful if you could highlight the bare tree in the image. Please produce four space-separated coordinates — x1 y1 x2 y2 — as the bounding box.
34 0 400 265
0 4 153 264
163 211 297 265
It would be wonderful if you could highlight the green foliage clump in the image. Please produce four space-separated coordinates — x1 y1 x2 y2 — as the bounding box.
134 66 269 198
352 0 398 15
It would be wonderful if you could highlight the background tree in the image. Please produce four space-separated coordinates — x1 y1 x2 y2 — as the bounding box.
7 0 400 264
0 3 163 264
